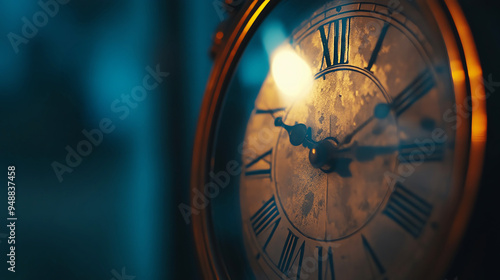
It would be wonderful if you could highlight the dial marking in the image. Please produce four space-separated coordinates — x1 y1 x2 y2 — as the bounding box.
245 169 271 176
318 18 351 73
398 142 445 163
278 229 305 278
317 246 335 280
256 107 286 116
366 22 390 71
250 196 281 252
336 18 350 66
383 183 433 238
319 24 333 68
392 71 436 116
245 149 272 178
362 235 386 277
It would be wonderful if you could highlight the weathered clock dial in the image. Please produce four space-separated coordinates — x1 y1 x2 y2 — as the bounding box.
192 1 486 279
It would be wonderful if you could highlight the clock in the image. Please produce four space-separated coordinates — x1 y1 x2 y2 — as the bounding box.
190 0 487 279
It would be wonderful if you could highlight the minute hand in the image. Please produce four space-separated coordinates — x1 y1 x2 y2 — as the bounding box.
337 144 398 162
340 70 435 145
340 103 390 145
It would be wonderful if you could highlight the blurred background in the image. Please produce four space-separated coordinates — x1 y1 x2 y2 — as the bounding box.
0 0 498 279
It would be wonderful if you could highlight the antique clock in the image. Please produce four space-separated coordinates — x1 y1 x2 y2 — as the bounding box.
190 0 487 279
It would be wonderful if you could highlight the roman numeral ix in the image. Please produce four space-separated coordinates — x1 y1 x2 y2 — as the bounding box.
245 149 272 178
256 107 286 116
399 142 445 163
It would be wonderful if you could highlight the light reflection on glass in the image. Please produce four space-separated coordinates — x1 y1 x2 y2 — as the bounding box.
271 45 313 101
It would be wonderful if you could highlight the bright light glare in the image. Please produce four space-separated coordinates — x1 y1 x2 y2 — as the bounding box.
271 46 313 100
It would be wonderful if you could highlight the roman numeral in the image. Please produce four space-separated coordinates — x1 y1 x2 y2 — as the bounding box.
317 246 335 280
319 25 333 68
318 18 350 72
250 196 281 251
399 142 445 163
256 107 286 116
245 149 272 178
392 71 435 116
366 22 390 71
362 235 386 278
383 183 433 238
278 229 305 278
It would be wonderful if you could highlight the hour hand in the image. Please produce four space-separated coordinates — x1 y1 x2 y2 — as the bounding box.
274 117 317 148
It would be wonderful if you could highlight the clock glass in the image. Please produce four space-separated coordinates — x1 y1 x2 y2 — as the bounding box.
201 0 480 279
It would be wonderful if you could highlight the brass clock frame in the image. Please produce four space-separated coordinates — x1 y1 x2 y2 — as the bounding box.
190 0 487 279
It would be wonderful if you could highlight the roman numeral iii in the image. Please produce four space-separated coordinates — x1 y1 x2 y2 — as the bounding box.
278 229 305 279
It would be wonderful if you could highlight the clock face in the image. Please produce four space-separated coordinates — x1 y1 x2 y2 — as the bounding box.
199 1 481 280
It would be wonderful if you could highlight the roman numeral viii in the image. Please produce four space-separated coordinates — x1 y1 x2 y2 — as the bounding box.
250 196 281 251
318 18 351 71
256 107 286 116
383 183 433 238
278 229 305 279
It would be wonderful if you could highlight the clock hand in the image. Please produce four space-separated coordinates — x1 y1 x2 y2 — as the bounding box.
274 117 383 177
307 142 398 177
337 143 398 162
275 117 352 176
340 103 391 145
274 117 318 148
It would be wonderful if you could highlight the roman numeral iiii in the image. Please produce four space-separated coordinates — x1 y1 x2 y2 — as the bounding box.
383 183 433 238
